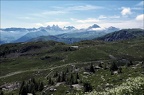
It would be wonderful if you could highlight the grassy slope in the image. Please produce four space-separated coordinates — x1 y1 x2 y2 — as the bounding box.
0 38 144 94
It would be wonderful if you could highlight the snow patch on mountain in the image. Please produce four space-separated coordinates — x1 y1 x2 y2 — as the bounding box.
0 24 119 44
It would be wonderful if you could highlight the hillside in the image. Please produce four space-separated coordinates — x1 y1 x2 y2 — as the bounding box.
28 35 84 44
96 29 144 41
0 36 144 94
14 29 50 43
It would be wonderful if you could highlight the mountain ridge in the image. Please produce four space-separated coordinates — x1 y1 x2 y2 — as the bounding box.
28 35 84 44
96 29 144 41
0 24 119 44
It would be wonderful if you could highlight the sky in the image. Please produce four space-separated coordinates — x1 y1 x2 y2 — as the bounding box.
1 0 144 29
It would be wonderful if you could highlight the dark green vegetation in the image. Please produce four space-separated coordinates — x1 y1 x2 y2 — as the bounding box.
0 29 144 95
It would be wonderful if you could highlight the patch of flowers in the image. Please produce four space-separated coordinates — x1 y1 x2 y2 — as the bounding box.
80 77 144 95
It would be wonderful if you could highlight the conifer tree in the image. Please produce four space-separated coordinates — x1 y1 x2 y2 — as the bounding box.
70 74 74 84
110 62 118 71
103 63 108 70
90 63 95 73
54 71 58 77
130 60 133 65
19 81 25 95
21 86 27 95
66 68 69 73
0 88 4 95
142 61 144 71
76 73 79 79
51 80 54 85
57 74 61 82
98 63 103 68
32 90 36 95
48 77 54 85
61 71 66 82
34 80 39 91
48 77 52 85
118 67 122 73
127 60 133 67
39 82 44 91
75 79 78 84
83 82 93 92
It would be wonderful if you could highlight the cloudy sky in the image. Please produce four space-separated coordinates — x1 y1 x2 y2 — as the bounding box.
1 0 144 29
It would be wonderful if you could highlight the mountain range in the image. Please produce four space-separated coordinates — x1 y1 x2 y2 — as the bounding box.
0 24 119 44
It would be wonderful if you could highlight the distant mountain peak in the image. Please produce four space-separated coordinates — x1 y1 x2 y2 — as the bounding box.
88 24 100 29
107 26 118 29
46 25 51 29
63 26 76 30
45 25 62 30
51 25 61 28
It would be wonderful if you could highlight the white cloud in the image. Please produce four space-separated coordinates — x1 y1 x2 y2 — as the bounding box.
98 15 120 19
30 10 66 18
30 5 102 18
98 15 107 19
74 18 100 23
67 5 103 11
136 1 144 6
135 14 144 21
25 5 103 22
42 11 66 15
74 23 94 29
109 15 120 19
131 7 143 10
121 7 132 16
18 17 32 19
35 23 44 27
70 18 76 21
98 20 143 29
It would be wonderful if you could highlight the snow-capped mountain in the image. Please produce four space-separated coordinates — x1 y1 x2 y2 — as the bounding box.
63 26 77 30
88 24 100 29
87 24 104 31
0 24 119 44
56 24 119 39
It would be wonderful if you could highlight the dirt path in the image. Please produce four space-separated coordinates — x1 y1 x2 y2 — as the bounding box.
109 54 117 60
0 69 47 79
0 71 26 79
0 60 108 79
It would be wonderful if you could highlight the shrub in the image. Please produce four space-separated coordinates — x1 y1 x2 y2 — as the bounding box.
83 82 93 92
90 64 95 73
110 62 118 71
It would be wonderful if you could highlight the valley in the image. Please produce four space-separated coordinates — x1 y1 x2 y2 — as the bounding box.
0 29 144 94
1 0 144 94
